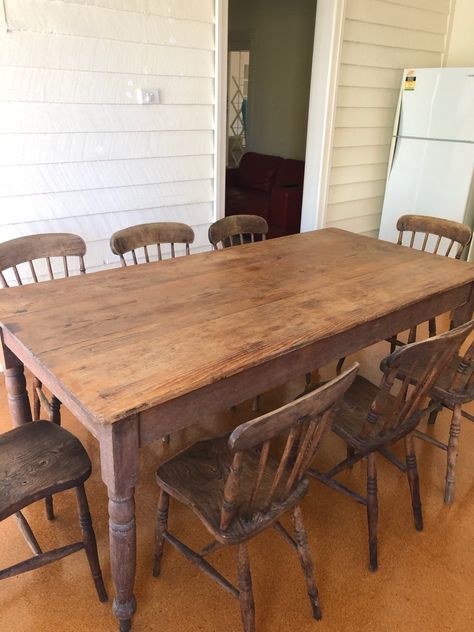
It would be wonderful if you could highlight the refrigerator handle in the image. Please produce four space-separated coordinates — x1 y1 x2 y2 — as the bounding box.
389 134 400 177
386 84 403 179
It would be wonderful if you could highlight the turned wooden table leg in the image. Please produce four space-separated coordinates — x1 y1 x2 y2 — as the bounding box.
99 417 140 632
109 490 137 632
1 344 32 427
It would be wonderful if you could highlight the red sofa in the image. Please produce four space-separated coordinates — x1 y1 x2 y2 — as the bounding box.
225 152 304 238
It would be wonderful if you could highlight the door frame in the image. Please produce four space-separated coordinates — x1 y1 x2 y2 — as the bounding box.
215 0 345 227
301 0 346 230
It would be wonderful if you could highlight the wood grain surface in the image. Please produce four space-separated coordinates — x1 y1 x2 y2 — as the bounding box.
1 228 474 426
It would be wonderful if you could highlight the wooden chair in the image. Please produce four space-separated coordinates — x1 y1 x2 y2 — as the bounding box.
0 420 107 604
110 222 195 266
0 233 87 519
208 214 268 250
110 221 194 449
0 232 86 423
336 214 472 375
209 214 270 411
310 320 474 572
152 364 359 631
388 214 472 351
394 337 474 504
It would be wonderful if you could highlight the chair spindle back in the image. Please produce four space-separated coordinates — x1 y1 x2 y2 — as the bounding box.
369 320 474 438
219 364 359 530
208 215 269 250
396 214 472 259
110 222 195 267
0 233 86 288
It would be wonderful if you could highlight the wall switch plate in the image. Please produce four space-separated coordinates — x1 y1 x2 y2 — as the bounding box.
136 88 160 104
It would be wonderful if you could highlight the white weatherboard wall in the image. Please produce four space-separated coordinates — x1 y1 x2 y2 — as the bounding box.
325 0 452 237
0 0 216 272
445 0 474 66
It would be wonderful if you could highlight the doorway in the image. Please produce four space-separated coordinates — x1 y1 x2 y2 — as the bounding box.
216 0 346 231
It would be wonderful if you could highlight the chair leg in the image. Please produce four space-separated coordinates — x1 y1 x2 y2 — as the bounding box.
407 325 417 344
75 484 108 603
445 404 462 505
292 505 321 620
51 396 61 425
32 377 41 421
366 452 378 572
44 397 62 520
237 543 255 632
44 495 55 521
153 490 169 577
405 434 423 530
389 337 397 354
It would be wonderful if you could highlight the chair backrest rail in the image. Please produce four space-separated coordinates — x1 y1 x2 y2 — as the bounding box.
0 233 86 287
218 364 359 532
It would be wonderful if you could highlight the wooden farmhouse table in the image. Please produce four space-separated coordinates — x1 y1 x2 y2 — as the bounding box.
1 228 474 630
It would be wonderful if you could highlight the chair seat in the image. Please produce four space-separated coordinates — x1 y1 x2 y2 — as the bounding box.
156 434 309 544
428 354 474 405
381 353 474 406
332 375 420 450
0 421 91 521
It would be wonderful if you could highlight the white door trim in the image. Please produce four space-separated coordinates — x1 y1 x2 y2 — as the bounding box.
214 0 229 221
301 0 346 231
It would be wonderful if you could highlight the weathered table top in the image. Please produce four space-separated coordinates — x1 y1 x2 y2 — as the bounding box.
1 228 473 426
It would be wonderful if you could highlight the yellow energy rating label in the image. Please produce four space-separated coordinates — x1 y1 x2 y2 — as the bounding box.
404 70 416 90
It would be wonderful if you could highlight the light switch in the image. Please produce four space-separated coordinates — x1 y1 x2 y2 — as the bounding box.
136 88 160 104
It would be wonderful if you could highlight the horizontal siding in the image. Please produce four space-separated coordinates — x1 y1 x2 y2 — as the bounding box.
341 41 442 69
328 196 385 222
337 86 399 108
328 180 386 205
330 163 389 185
345 19 446 52
0 0 216 271
383 0 449 12
7 0 214 50
0 31 214 76
58 0 215 23
326 0 450 235
0 131 213 165
335 107 397 128
0 103 213 133
0 156 213 197
339 64 403 89
345 0 448 33
332 145 391 167
333 127 393 147
1 180 213 223
0 68 214 105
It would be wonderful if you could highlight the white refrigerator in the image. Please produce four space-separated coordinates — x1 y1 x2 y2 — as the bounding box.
378 67 474 257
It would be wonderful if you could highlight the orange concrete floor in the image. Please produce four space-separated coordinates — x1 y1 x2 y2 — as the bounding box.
1 360 474 632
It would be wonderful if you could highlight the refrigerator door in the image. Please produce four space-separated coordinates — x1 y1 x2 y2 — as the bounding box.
378 137 474 249
398 68 474 142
